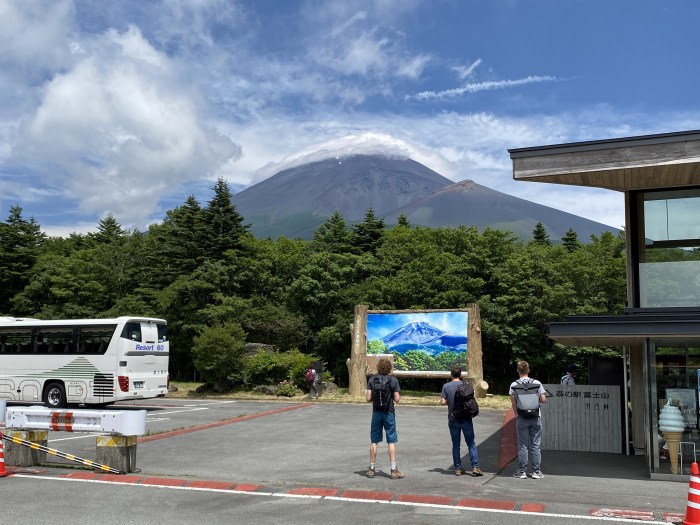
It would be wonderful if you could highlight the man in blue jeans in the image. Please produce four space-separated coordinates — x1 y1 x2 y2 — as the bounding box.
440 366 482 476
509 360 547 479
365 357 404 479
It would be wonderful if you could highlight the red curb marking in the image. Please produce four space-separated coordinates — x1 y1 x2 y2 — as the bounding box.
138 403 314 443
590 509 654 520
456 498 516 510
498 410 517 471
521 503 546 512
663 513 685 523
100 474 143 483
397 494 454 506
288 487 339 497
340 490 394 501
140 477 188 487
233 484 262 491
186 480 237 490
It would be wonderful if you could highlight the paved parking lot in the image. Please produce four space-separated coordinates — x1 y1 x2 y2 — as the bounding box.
0 398 690 523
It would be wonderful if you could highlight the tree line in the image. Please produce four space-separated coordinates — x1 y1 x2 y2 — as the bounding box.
0 179 627 393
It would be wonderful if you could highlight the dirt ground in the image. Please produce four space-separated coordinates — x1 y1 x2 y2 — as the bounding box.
167 381 513 410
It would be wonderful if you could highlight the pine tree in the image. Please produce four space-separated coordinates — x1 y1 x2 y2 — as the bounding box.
352 207 385 254
531 222 551 246
158 195 208 277
313 210 352 253
396 213 411 228
202 178 249 259
0 206 46 314
91 213 125 244
561 227 581 252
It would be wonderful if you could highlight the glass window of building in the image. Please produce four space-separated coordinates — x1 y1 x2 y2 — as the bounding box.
638 188 700 307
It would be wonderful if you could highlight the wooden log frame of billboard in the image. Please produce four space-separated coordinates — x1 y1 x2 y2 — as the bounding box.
347 304 487 398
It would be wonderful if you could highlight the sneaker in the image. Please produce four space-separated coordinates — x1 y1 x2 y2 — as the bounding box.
531 471 544 479
454 468 464 476
472 467 483 477
366 468 375 478
390 469 404 479
513 470 527 479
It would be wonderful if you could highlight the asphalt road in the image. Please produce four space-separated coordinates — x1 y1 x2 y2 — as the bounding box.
0 398 690 524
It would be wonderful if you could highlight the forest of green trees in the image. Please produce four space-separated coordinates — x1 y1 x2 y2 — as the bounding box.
0 178 627 394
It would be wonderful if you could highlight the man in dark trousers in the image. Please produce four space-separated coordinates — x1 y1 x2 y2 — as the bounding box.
440 366 482 476
365 357 404 479
510 360 547 479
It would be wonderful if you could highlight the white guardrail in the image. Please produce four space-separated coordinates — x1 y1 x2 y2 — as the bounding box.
4 406 146 436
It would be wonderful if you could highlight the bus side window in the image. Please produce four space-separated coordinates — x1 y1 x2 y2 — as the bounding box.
122 322 142 342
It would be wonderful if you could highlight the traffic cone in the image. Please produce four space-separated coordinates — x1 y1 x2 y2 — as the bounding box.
0 433 8 477
683 462 700 525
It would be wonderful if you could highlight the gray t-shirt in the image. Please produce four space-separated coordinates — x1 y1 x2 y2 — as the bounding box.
440 380 463 420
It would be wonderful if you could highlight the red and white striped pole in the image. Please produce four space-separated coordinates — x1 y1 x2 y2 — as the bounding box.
683 462 700 525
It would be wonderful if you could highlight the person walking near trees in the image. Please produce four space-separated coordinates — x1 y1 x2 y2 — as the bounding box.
510 360 547 479
365 357 404 479
440 366 482 476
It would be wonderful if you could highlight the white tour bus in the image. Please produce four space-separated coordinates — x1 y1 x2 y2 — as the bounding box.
0 316 169 408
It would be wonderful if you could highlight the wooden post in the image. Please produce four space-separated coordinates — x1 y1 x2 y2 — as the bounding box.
347 304 368 397
466 303 488 397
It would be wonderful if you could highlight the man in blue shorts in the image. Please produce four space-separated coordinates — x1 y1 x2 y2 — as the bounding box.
365 357 404 479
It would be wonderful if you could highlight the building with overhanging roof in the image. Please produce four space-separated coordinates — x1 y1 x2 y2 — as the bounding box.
510 130 700 480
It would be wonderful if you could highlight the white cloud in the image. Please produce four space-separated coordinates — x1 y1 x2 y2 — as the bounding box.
12 25 240 227
214 108 697 229
1 0 695 236
251 132 453 182
518 186 626 231
0 0 74 73
306 4 429 83
412 75 559 101
451 59 482 80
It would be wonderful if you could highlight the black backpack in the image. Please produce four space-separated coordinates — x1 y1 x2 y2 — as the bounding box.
453 381 479 420
372 375 392 411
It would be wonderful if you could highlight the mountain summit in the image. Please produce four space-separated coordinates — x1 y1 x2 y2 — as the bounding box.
381 321 446 347
231 154 618 240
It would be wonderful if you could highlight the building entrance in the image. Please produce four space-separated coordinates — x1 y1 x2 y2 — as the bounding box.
648 340 700 478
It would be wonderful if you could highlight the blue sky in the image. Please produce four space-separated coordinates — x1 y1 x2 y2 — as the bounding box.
367 311 468 340
1 0 699 236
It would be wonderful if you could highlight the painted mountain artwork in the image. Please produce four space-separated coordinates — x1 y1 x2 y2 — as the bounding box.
367 311 468 372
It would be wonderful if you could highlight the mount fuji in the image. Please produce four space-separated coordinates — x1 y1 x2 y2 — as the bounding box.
379 321 468 357
230 154 619 241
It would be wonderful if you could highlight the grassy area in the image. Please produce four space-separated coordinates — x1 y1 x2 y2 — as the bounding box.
168 381 512 410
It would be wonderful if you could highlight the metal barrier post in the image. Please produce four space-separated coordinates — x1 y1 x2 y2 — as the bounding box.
4 407 146 473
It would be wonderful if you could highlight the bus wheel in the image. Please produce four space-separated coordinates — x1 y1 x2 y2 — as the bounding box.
43 382 67 409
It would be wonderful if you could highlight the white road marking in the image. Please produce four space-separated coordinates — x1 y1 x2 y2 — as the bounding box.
10 475 669 524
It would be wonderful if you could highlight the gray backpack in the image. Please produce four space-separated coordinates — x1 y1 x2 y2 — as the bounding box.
512 379 540 418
